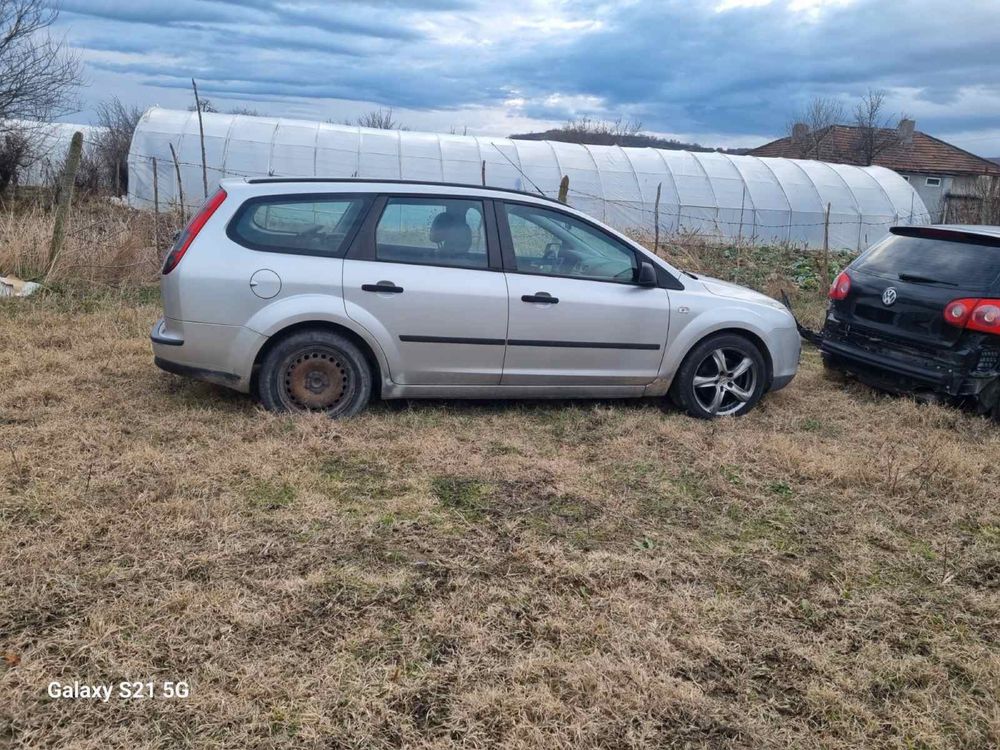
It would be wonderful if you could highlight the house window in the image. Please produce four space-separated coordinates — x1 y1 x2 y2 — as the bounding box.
925 177 942 187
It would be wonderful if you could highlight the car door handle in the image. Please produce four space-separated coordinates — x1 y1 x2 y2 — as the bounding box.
522 293 558 304
362 282 404 294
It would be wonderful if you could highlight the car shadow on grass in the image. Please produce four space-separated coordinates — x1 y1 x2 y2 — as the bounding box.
156 369 682 419
369 395 679 418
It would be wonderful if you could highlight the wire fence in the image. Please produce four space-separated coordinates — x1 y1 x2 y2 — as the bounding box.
4 129 962 287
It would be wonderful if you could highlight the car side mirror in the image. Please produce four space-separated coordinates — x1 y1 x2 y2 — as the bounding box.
637 262 658 287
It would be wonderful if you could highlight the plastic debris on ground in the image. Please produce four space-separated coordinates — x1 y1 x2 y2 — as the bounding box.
0 275 41 298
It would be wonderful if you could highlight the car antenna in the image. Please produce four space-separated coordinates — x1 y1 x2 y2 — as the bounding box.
490 143 549 199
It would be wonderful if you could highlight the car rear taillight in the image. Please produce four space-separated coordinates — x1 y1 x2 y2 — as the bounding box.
828 271 851 300
943 298 1000 335
162 188 227 275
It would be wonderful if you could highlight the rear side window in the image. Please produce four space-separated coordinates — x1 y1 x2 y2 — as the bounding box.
375 197 488 269
854 235 1000 292
228 195 370 256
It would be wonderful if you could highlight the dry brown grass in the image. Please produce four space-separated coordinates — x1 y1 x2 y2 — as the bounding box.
0 197 174 285
1 209 999 748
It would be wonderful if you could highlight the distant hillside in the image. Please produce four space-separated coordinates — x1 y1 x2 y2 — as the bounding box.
509 124 749 155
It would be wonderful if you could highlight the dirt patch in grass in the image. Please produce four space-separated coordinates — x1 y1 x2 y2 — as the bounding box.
1 286 999 748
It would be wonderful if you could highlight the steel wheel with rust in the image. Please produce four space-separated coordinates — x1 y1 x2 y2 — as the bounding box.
258 330 372 417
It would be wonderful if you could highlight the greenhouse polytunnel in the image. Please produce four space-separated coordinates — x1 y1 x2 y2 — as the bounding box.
3 120 106 187
127 107 931 251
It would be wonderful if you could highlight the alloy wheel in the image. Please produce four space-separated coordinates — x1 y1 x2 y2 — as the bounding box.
692 347 758 416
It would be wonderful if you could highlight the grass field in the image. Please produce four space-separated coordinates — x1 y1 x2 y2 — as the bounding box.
1 220 999 747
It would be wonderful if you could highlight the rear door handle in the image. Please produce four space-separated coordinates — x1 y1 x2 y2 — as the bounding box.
522 292 558 304
362 282 404 294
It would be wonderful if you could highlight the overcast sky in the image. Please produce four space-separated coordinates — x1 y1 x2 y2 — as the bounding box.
54 0 1000 156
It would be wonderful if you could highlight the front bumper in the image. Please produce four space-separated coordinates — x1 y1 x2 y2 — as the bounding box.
767 324 801 392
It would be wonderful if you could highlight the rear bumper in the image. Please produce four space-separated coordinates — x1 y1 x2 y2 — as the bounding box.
150 317 265 393
820 337 993 397
154 357 241 387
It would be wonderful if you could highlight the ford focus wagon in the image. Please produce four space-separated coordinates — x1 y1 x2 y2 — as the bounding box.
151 179 800 418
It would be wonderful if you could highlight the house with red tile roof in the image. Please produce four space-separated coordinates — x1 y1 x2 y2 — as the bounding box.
750 120 1000 222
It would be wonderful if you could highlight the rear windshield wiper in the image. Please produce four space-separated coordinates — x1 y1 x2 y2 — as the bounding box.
897 272 957 286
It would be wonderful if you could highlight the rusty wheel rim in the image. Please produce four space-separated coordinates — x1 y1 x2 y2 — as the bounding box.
283 349 348 411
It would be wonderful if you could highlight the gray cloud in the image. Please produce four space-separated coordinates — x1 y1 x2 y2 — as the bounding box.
56 0 1000 152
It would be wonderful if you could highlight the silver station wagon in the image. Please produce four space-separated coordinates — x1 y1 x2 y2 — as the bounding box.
151 179 800 418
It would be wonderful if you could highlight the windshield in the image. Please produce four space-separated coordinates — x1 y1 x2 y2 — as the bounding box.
853 235 1000 291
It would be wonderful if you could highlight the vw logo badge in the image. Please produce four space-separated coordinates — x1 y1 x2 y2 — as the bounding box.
882 287 898 306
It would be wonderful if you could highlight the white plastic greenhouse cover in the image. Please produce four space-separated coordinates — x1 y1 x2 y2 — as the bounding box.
127 107 931 250
3 120 107 186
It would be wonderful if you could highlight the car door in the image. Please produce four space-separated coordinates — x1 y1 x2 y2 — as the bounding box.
497 200 670 385
343 194 508 385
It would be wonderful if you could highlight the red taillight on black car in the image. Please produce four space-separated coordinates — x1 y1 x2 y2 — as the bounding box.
943 298 1000 335
162 188 227 275
828 271 851 301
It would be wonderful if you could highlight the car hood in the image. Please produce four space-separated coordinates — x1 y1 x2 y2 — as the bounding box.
698 275 777 305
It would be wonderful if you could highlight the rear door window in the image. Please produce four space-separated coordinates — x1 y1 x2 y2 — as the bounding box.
229 195 370 256
854 235 1000 291
375 197 488 269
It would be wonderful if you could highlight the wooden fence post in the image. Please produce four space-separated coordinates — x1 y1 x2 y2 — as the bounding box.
481 160 486 186
152 157 160 250
557 175 569 204
653 182 661 253
45 131 84 279
737 184 747 244
192 78 209 199
822 202 831 287
169 143 185 222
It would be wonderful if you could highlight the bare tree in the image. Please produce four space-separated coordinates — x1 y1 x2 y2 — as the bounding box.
93 96 143 194
187 98 218 113
0 126 31 193
853 88 902 166
0 0 81 194
353 108 406 130
0 0 81 123
787 96 845 159
228 106 261 116
557 116 644 145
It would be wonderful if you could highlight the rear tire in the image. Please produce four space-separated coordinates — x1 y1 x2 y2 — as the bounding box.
670 334 767 419
258 329 372 418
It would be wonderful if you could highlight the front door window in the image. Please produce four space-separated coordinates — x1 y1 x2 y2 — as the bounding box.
503 203 637 282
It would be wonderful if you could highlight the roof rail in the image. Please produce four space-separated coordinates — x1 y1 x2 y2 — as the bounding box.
243 177 563 204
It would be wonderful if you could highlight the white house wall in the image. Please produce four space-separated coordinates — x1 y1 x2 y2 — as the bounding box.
127 107 931 250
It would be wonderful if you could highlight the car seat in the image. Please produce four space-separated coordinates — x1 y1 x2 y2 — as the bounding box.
429 210 472 257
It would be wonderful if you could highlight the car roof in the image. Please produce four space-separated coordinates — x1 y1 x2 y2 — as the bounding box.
237 177 563 205
890 224 1000 247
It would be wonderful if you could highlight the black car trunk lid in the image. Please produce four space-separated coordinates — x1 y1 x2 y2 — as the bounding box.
841 270 966 352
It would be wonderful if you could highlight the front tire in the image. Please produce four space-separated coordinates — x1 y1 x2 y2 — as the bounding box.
258 329 372 418
670 334 767 419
